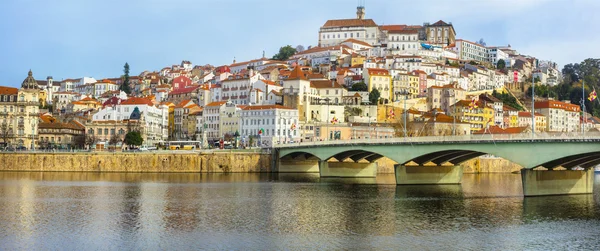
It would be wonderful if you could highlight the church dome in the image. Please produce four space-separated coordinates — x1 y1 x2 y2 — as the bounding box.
21 70 39 89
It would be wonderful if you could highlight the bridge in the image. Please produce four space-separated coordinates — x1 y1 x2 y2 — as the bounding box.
273 133 600 196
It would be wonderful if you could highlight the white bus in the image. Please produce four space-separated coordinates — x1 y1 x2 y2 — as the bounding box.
167 141 201 150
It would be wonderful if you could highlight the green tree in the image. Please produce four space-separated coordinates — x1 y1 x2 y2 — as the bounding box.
496 59 506 70
272 45 297 61
369 89 381 105
350 82 368 91
120 62 132 94
124 131 143 146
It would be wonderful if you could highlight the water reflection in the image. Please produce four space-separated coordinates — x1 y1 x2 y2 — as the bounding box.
0 172 599 250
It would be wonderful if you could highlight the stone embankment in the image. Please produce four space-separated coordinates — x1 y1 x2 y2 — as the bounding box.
0 152 522 173
0 152 272 173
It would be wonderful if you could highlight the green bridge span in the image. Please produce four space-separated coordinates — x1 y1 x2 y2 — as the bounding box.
275 137 600 196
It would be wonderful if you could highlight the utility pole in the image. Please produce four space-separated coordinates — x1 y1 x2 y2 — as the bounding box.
531 73 535 139
582 78 586 137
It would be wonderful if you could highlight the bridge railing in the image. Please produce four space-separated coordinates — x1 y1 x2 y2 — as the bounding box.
273 131 600 148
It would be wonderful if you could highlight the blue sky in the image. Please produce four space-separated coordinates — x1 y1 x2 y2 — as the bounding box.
1 0 598 87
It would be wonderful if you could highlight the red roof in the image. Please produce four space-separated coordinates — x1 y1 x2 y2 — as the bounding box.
343 38 372 47
169 85 200 95
206 101 228 107
0 86 18 95
366 68 389 75
288 66 307 81
534 100 580 112
322 19 377 28
120 97 154 106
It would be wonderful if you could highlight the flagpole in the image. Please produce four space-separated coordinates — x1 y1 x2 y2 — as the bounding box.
581 79 586 138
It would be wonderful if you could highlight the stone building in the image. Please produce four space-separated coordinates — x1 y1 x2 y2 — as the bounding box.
0 70 41 149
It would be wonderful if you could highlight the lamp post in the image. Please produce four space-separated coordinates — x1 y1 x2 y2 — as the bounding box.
531 74 535 139
395 90 409 138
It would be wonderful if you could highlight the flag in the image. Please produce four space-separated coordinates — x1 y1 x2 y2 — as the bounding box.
331 117 338 125
588 89 597 102
469 98 478 109
290 123 296 130
258 128 264 135
388 109 395 119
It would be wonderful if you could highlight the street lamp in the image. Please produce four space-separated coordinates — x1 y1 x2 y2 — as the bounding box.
395 90 410 138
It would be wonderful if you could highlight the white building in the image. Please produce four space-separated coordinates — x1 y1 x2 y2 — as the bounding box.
91 97 168 145
534 100 581 132
452 39 487 63
318 6 380 47
239 105 300 146
487 46 510 67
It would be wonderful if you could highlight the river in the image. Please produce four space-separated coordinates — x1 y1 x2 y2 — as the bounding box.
0 172 599 250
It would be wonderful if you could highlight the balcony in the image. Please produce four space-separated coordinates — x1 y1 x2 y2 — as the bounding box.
239 95 247 99
222 88 230 91
231 96 238 99
239 86 248 91
231 87 239 91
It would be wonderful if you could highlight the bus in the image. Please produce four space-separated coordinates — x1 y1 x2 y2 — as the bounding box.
167 141 201 150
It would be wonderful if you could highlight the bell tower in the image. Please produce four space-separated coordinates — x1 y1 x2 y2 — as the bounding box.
356 2 365 20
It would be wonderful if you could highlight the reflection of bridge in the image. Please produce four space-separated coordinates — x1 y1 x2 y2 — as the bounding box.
274 134 600 196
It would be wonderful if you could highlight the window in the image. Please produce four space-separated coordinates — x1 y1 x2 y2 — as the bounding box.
97 128 102 135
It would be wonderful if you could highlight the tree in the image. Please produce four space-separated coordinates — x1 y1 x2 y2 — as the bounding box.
350 82 368 91
73 135 85 149
124 131 143 146
85 135 97 148
295 45 305 52
109 134 121 146
477 38 486 46
497 59 506 70
0 121 13 145
272 45 297 61
369 89 381 105
120 62 132 94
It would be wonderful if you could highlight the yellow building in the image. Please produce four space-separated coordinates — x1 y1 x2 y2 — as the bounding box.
0 70 41 149
350 54 366 67
160 101 175 139
451 100 494 132
68 97 101 113
363 68 392 103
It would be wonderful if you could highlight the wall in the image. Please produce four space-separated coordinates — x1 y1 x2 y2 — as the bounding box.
0 152 272 173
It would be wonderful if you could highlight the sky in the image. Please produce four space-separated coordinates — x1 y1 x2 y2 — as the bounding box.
1 0 599 87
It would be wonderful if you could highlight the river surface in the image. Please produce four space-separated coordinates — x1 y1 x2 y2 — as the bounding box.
0 172 599 250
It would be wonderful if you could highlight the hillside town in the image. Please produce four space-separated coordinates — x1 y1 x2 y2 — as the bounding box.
0 6 596 150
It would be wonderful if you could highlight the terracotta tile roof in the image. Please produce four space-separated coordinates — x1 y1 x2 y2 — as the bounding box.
431 20 450 26
322 18 377 28
366 68 389 75
205 101 228 107
261 80 280 86
307 73 325 79
287 66 308 81
294 45 352 56
310 80 343 89
120 97 154 106
176 99 194 108
269 90 282 96
169 85 200 95
242 105 294 110
343 38 372 47
230 57 269 67
0 86 18 95
534 100 580 112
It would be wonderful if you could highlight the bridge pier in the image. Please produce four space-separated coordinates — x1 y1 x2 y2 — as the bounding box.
521 169 594 196
278 160 320 173
395 165 463 185
319 161 378 177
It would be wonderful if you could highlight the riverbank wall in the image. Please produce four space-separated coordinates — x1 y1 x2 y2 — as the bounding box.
0 152 522 173
0 152 272 173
